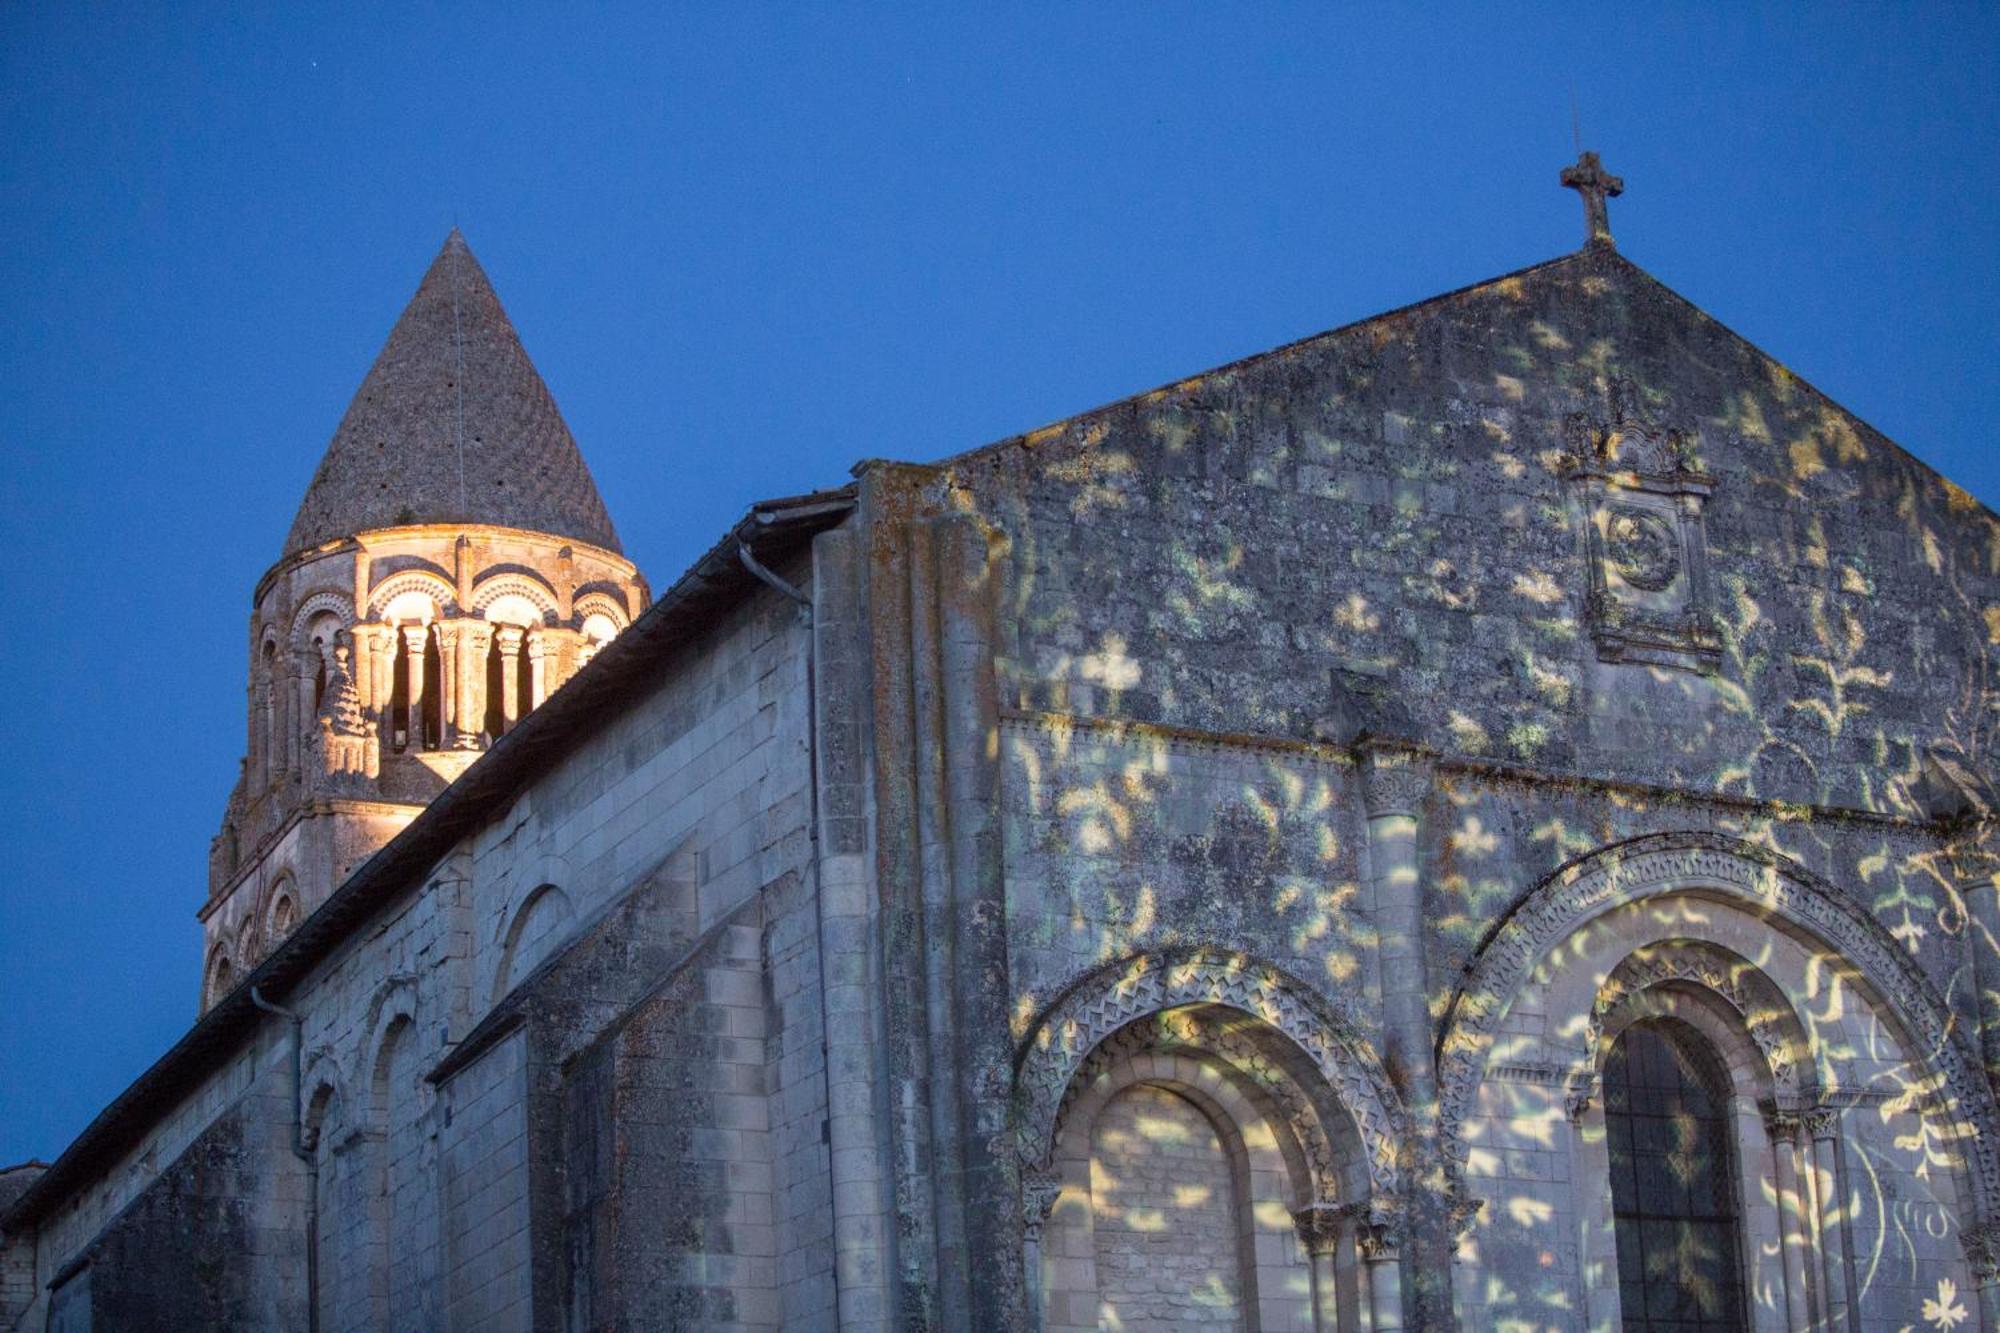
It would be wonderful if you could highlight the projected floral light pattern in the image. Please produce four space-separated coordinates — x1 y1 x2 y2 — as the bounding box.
938 232 2000 1330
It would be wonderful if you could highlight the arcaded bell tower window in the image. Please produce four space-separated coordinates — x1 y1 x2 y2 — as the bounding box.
1604 1019 1747 1333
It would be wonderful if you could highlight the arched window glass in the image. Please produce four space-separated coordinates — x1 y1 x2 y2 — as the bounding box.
1604 1019 1746 1333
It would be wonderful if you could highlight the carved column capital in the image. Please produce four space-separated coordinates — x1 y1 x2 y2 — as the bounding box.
349 621 397 650
1760 1102 1803 1140
460 618 494 652
398 623 431 653
523 630 547 662
494 624 526 655
1448 1191 1486 1242
1355 1220 1401 1263
1020 1169 1062 1245
1804 1105 1841 1140
1962 1220 2000 1285
1561 1070 1598 1123
1290 1202 1352 1258
1360 749 1429 819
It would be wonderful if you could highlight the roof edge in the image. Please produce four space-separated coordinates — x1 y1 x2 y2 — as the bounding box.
934 248 1589 469
2 484 855 1237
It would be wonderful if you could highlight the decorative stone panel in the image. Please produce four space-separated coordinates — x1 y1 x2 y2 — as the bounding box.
1561 380 1720 673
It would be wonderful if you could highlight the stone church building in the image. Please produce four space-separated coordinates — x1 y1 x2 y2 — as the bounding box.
5 154 2000 1332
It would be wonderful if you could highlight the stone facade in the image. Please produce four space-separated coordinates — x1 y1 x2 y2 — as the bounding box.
8 160 2000 1332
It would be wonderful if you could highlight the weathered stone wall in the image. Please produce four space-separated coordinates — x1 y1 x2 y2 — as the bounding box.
960 249 2000 823
16 576 818 1330
33 1072 307 1331
952 248 2000 1330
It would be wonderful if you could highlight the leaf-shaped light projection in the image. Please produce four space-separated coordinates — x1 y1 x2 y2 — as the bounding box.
1924 1276 1969 1329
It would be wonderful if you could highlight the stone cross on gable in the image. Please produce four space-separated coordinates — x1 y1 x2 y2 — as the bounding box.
1561 150 1624 249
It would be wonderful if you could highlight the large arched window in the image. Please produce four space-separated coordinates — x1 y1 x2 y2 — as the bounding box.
1604 1018 1746 1333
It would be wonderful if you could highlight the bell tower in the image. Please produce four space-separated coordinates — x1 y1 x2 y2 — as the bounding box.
200 230 649 1010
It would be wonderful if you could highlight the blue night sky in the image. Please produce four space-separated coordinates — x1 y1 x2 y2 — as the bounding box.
0 5 1994 1165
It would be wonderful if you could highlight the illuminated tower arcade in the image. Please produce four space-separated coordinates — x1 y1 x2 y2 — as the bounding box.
200 230 648 1009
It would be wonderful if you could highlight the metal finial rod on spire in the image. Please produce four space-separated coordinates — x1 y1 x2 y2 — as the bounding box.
1561 150 1623 250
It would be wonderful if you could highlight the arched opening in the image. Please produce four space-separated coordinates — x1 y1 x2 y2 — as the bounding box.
481 597 541 741
369 1014 425 1330
379 591 439 752
1438 835 2000 1333
305 1084 350 1333
270 893 297 940
484 633 507 740
492 883 572 1001
259 639 279 781
1604 1018 1747 1333
1087 1080 1254 1327
578 611 619 669
388 632 411 750
205 949 234 1009
1023 969 1410 1333
420 630 442 747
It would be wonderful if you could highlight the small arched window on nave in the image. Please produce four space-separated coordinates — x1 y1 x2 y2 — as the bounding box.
1604 1018 1747 1333
268 885 298 943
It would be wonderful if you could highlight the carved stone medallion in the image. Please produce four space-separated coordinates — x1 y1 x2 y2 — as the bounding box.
1603 506 1679 591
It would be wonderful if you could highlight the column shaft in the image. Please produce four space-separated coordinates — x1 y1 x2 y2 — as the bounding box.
1363 1245 1403 1332
401 625 429 750
1768 1113 1815 1332
1808 1112 1853 1333
496 626 525 730
524 634 548 711
457 622 492 746
433 624 460 749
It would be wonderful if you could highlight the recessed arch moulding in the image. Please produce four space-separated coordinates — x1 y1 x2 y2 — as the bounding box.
1435 832 2000 1332
204 522 646 1003
1016 948 1415 1331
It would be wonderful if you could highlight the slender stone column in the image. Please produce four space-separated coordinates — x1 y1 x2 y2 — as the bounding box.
524 631 548 711
1358 1216 1404 1332
1963 874 2000 1096
348 624 379 721
1764 1108 1816 1332
1362 747 1431 1097
1806 1106 1854 1333
1962 1222 2000 1332
1020 1170 1061 1331
495 626 525 731
292 650 317 777
351 623 396 731
1292 1204 1349 1332
457 620 492 746
254 667 274 790
432 621 462 749
400 625 430 750
1360 746 1429 1324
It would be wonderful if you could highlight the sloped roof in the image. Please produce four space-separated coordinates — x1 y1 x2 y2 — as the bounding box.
1 487 854 1236
282 229 622 558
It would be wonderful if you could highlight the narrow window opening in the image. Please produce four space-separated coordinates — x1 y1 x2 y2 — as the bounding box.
389 634 411 750
485 636 507 739
420 631 442 749
1605 1019 1746 1333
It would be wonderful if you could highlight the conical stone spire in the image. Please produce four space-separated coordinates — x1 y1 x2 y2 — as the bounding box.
282 229 622 557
